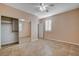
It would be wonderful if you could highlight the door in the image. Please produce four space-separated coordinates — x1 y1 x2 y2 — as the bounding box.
1 23 18 45
38 22 44 39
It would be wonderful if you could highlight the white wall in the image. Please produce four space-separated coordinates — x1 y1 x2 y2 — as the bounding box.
30 16 39 41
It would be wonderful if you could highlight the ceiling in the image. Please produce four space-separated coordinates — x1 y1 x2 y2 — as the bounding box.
4 3 79 19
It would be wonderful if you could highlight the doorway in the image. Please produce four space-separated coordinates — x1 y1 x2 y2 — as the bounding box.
38 21 45 39
1 16 19 47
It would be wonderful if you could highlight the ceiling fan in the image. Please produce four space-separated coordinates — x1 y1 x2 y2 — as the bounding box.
36 3 54 12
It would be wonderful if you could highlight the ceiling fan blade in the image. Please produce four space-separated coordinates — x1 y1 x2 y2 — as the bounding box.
49 4 54 7
40 3 45 6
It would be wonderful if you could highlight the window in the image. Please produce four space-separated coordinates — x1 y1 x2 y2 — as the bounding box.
45 20 52 31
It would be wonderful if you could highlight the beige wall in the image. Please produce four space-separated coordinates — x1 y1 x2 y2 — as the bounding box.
0 3 35 38
0 4 38 46
0 14 1 48
44 8 79 45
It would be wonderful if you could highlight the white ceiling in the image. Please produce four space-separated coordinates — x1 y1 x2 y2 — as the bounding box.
4 3 79 19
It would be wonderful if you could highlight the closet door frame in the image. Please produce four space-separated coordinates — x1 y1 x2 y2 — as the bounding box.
0 15 19 47
0 15 1 48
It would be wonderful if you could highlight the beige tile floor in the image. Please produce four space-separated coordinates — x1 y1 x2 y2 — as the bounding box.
0 39 79 56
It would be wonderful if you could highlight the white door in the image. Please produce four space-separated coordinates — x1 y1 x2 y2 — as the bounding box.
1 23 18 45
38 22 44 39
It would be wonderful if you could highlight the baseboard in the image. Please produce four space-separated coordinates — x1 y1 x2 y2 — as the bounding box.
19 36 30 39
44 38 79 46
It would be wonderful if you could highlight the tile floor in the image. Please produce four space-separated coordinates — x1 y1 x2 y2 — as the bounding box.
0 39 79 56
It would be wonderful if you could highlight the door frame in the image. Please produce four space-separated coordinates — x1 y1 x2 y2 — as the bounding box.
0 15 1 48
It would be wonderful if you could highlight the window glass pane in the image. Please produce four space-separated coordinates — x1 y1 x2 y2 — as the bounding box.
45 20 52 31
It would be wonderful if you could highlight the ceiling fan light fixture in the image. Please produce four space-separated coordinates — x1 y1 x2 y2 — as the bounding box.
39 6 46 11
40 7 44 11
